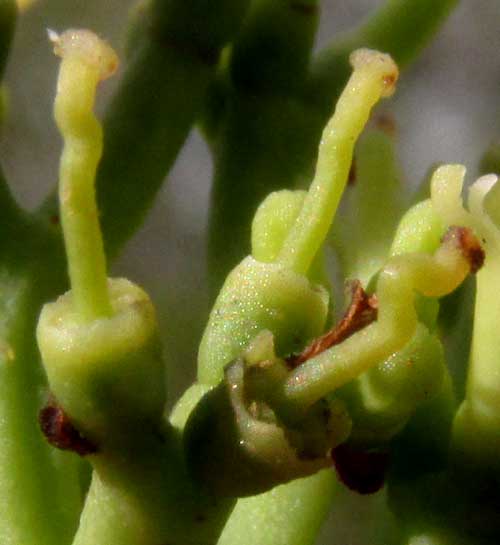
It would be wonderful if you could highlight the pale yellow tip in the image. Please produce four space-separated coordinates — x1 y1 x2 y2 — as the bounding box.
349 48 399 97
49 28 119 81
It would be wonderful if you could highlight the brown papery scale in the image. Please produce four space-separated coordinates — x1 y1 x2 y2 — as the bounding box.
39 399 98 456
287 280 378 367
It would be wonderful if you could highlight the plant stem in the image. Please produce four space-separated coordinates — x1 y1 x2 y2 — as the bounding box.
332 127 405 285
54 46 113 322
206 0 320 292
218 470 337 545
0 237 83 545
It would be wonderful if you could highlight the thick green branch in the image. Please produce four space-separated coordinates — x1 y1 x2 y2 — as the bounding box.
0 234 82 545
206 0 321 292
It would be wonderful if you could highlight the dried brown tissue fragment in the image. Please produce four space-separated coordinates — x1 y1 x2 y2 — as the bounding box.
443 226 485 274
39 398 98 456
331 443 389 495
287 280 378 368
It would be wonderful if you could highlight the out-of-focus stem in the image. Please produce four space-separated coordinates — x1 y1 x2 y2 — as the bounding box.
0 165 26 246
206 0 320 292
0 0 16 80
333 127 405 284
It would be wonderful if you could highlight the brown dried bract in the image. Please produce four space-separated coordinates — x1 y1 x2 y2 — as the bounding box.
443 226 485 274
287 280 378 367
39 399 98 457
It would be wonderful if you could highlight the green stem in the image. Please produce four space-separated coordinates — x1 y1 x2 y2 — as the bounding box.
308 0 458 112
54 52 113 322
452 177 500 470
228 0 319 95
0 235 83 545
277 50 398 275
70 388 233 545
332 127 405 284
206 0 320 292
217 470 336 545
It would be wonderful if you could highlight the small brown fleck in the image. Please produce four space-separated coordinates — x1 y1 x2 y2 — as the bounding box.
383 74 396 88
443 226 485 274
332 444 389 495
50 214 60 226
39 400 98 456
287 281 378 367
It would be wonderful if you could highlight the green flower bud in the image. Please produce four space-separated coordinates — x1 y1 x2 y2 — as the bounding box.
338 324 445 445
186 337 351 497
198 256 329 385
199 48 399 386
37 277 164 447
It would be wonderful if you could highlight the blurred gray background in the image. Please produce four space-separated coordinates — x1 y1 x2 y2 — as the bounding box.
2 1 500 543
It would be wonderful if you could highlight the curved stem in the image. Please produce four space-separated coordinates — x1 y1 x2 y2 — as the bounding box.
281 226 473 412
53 31 116 322
277 49 398 275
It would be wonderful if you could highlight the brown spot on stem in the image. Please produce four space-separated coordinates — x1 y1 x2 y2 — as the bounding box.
332 444 389 495
383 74 397 89
290 2 318 15
287 281 378 367
39 399 98 456
49 214 60 226
443 226 485 274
